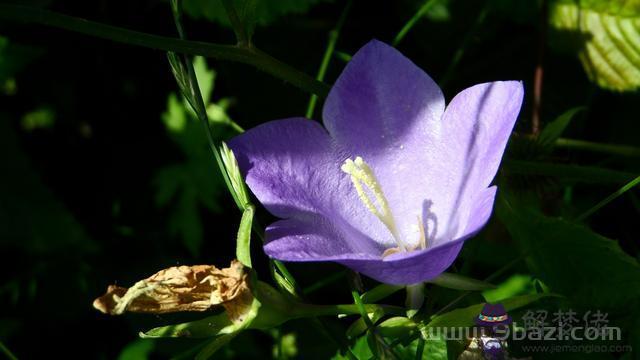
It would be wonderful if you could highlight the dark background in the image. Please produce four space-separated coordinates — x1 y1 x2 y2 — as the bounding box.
1 0 639 358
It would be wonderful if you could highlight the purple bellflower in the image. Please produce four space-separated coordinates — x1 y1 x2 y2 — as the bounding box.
229 40 523 285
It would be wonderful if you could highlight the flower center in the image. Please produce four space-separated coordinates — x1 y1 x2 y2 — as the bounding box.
341 156 428 256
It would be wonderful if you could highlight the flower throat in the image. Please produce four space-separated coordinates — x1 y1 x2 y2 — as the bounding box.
341 157 427 256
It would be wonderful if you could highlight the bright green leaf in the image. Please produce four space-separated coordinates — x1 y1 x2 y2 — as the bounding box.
426 294 551 329
550 2 640 91
377 316 416 338
482 274 535 303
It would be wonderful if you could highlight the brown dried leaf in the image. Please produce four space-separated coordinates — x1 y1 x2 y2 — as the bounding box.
93 260 252 322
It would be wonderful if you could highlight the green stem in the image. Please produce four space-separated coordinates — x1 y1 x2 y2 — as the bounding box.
439 2 490 87
0 341 18 360
392 0 439 46
0 4 329 97
504 160 638 184
221 0 250 46
292 303 405 318
577 175 640 221
305 0 352 119
556 138 640 157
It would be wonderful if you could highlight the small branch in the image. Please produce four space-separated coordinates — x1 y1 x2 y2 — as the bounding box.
393 0 438 47
532 0 548 135
0 4 329 97
305 0 352 119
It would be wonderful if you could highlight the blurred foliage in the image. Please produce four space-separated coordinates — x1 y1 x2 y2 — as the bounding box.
155 56 237 256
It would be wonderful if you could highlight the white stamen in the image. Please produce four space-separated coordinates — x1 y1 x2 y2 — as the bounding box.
341 156 408 252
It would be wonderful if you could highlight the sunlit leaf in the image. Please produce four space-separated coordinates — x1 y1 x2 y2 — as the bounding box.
554 0 640 17
482 274 535 303
550 2 640 91
376 316 416 338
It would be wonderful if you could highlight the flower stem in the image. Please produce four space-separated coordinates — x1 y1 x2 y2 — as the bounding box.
221 0 250 46
576 175 640 221
0 4 330 97
555 138 640 157
0 341 18 360
392 0 439 46
305 0 352 119
439 1 490 88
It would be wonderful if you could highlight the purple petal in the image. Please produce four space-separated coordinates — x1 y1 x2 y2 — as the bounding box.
228 118 338 219
228 117 392 255
323 39 447 248
265 186 497 285
433 81 523 242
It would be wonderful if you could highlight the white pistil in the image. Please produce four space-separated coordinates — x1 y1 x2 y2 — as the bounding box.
341 156 408 252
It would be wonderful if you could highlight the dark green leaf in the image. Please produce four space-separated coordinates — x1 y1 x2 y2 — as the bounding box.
497 197 640 309
538 107 585 150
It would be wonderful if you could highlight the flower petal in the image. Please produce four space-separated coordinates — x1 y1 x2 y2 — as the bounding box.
265 187 497 285
323 39 447 248
228 118 339 219
433 81 523 242
229 118 392 254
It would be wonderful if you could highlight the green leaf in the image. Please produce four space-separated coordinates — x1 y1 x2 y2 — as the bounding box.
141 312 235 338
195 333 238 360
426 294 550 329
497 196 640 309
482 274 535 303
377 317 416 338
428 273 496 291
360 284 403 304
117 339 154 360
554 0 640 17
538 107 585 150
236 205 254 268
346 308 385 339
550 2 640 91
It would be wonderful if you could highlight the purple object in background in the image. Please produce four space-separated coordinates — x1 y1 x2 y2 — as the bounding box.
229 40 523 284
